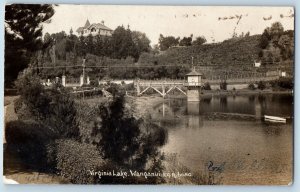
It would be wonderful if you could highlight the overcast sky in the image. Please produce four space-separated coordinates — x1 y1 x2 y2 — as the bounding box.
42 5 294 45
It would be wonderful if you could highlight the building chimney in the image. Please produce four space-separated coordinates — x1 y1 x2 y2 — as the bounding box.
101 20 104 25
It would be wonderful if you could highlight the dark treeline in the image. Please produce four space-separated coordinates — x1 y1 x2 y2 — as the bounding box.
42 25 151 63
107 65 190 80
158 34 207 51
38 64 190 80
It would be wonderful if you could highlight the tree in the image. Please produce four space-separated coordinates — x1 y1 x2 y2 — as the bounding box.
269 22 284 38
278 34 293 60
85 34 95 54
93 91 167 169
220 81 227 90
111 26 138 60
192 36 207 46
5 4 55 87
76 35 87 57
14 72 80 139
257 81 266 90
131 31 151 54
94 35 104 56
269 22 284 47
259 32 270 49
179 34 193 46
158 34 180 51
43 32 53 48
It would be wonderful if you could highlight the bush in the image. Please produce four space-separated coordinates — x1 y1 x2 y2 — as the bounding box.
53 139 107 184
5 120 55 170
93 94 168 171
15 73 52 119
203 82 211 90
15 73 80 139
220 81 227 90
257 81 266 90
271 77 293 89
89 79 99 87
248 83 256 90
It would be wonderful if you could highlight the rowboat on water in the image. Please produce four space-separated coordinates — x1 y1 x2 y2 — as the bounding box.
264 115 286 123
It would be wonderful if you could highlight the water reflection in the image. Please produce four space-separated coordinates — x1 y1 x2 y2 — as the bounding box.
187 102 203 128
156 94 293 184
156 94 293 121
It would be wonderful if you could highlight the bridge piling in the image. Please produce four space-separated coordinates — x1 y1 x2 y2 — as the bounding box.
162 83 165 98
136 80 140 96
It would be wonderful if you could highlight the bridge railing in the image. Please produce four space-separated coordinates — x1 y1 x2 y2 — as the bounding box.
135 75 280 87
205 75 279 84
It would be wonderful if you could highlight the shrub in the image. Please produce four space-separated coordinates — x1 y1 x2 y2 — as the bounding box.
44 87 80 139
248 83 256 90
106 83 125 97
92 93 168 171
271 77 293 89
5 120 55 170
15 73 80 139
15 73 52 119
54 139 106 184
257 81 266 90
89 79 99 87
220 81 227 90
203 82 211 90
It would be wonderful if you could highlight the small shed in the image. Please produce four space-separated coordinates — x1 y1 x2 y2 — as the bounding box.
254 61 261 68
186 69 203 86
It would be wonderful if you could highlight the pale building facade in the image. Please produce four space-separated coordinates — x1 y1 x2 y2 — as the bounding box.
76 19 113 37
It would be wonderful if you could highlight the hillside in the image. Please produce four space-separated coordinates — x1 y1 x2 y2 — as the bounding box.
38 34 293 80
154 35 261 68
138 34 293 79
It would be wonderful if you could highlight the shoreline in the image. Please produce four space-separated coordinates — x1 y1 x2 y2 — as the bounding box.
135 89 293 100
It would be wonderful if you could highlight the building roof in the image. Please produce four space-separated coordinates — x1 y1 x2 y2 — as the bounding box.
88 23 113 31
84 19 91 28
76 27 84 33
76 20 113 34
186 70 203 76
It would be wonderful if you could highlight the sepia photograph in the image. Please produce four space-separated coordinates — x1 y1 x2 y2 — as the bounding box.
3 4 294 185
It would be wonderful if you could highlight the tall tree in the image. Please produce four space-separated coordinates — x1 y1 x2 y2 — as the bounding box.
131 31 151 55
179 34 193 46
5 4 55 87
192 36 207 46
158 34 180 51
111 26 138 60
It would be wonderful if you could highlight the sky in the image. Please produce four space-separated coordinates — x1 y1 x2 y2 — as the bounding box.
42 5 294 45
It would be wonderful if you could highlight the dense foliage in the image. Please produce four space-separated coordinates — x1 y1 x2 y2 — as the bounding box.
14 72 80 139
92 92 168 171
5 4 55 87
54 139 106 184
5 120 54 170
258 22 294 63
41 25 151 64
159 34 207 50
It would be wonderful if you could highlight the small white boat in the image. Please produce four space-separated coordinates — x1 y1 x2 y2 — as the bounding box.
264 115 286 123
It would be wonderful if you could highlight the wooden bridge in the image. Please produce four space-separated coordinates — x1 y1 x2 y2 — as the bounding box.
136 80 188 98
134 75 280 98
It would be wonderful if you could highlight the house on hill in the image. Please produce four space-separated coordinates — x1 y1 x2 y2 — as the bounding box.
76 19 113 36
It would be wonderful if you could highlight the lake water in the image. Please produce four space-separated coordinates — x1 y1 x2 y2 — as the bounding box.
152 94 293 185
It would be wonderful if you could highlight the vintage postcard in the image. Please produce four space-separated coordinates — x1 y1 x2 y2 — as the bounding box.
3 5 294 185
